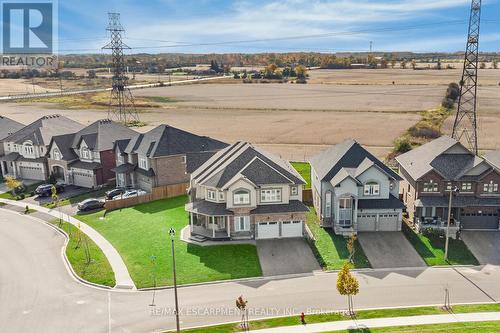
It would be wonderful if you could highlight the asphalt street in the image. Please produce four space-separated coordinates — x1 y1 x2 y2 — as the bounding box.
1 209 499 333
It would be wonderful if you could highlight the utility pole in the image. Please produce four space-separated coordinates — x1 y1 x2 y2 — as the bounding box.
169 227 180 332
102 12 139 125
444 187 460 261
452 0 481 155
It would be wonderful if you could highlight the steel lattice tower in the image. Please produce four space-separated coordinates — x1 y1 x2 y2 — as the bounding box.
452 0 481 154
102 13 139 125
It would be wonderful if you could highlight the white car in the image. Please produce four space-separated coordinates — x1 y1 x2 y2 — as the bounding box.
112 189 147 200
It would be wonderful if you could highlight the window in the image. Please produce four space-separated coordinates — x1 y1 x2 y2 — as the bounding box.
182 155 187 164
24 144 34 155
81 147 90 159
139 157 147 169
207 189 216 201
484 181 499 193
291 186 298 196
363 182 380 196
260 189 282 203
218 192 224 200
53 149 61 160
461 182 473 192
423 180 439 192
446 182 453 191
235 216 250 231
233 189 250 205
339 197 352 226
325 191 332 218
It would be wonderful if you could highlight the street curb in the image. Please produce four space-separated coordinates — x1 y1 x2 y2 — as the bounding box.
0 207 113 291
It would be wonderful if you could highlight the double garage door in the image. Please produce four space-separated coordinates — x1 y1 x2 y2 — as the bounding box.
462 215 500 230
19 165 44 180
257 221 303 239
357 213 400 232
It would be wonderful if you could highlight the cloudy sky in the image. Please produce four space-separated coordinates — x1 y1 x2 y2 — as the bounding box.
57 0 500 54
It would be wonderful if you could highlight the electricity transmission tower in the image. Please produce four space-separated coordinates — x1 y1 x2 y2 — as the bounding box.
102 13 139 125
452 0 481 155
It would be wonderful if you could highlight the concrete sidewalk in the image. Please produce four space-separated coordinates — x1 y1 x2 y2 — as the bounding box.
0 198 136 289
248 312 500 333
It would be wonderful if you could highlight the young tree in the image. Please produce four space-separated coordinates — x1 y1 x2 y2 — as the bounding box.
337 263 360 315
400 60 407 69
4 176 22 196
410 60 417 70
480 62 487 69
493 59 498 69
390 58 397 69
347 235 357 263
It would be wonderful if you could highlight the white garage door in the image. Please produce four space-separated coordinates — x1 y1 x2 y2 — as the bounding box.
20 166 44 180
73 172 94 188
281 221 303 238
257 221 280 239
357 214 377 232
378 213 400 231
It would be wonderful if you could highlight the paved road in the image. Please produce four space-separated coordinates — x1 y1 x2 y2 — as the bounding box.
462 231 500 265
1 210 500 333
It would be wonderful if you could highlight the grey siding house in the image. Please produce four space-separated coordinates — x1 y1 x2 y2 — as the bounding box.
0 116 24 177
113 124 228 192
186 141 308 241
0 115 83 181
310 139 404 236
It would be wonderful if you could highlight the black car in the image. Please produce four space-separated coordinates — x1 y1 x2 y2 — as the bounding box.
105 188 125 200
35 184 65 197
77 199 105 212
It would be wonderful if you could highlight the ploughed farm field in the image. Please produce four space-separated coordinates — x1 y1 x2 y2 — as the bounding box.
2 68 500 160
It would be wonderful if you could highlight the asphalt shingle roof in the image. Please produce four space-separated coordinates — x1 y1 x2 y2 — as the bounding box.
0 116 23 141
358 195 405 210
416 195 500 208
250 200 309 214
485 150 500 171
73 119 137 151
186 200 233 216
69 160 102 170
3 115 83 146
50 133 77 161
240 158 293 185
310 139 401 182
125 124 228 158
186 151 217 174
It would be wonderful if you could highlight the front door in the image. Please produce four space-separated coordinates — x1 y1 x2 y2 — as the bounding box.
339 197 353 227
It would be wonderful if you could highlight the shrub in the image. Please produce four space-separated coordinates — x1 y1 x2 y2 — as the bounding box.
408 125 441 139
394 137 412 154
19 193 25 200
441 97 455 109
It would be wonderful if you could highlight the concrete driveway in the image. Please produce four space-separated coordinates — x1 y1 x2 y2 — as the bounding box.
358 232 426 269
256 238 320 276
462 231 500 265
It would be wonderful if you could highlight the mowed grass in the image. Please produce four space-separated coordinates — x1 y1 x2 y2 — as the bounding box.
402 223 478 266
177 303 500 333
341 321 500 333
43 187 110 209
77 196 262 288
305 209 370 270
48 219 116 287
291 162 311 189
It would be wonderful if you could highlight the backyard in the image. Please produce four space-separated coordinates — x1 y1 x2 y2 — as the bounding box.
77 196 262 288
402 222 479 266
305 209 370 270
291 162 311 189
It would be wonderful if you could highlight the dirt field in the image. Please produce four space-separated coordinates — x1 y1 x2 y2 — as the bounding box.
0 80 58 95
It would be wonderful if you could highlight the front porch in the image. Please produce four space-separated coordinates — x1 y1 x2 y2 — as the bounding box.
414 206 461 236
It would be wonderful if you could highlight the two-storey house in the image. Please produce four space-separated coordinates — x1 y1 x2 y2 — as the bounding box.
47 119 137 188
396 136 500 231
113 124 228 191
0 115 83 181
0 116 24 177
310 139 404 236
186 142 309 241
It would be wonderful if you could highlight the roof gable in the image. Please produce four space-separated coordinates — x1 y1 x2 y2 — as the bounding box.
0 116 24 141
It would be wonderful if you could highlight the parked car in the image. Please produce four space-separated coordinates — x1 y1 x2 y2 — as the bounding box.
77 198 105 212
112 189 147 200
105 188 125 200
35 184 65 197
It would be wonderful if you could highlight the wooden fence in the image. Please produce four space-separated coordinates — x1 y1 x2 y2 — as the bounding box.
104 182 189 212
302 189 313 205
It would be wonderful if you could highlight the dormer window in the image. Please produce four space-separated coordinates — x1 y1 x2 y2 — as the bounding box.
233 189 250 205
484 181 498 193
207 189 216 201
139 157 147 169
53 149 61 160
364 182 380 196
423 180 439 192
81 147 90 159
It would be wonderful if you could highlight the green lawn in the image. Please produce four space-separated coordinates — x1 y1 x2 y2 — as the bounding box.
177 303 500 333
402 222 479 266
43 187 111 209
77 196 262 288
342 321 500 332
305 209 370 270
48 219 116 287
291 162 311 189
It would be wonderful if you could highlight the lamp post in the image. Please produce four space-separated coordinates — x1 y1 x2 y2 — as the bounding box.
149 255 157 307
444 186 460 261
169 227 180 332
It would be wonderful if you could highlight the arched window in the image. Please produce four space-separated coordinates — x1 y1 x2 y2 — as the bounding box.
23 143 34 155
233 189 250 205
53 148 61 160
364 181 380 196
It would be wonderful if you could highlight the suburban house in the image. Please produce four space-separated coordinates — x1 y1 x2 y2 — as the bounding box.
46 119 137 188
396 136 500 231
310 139 404 236
113 124 228 191
186 141 309 241
485 150 500 172
0 116 24 177
0 115 83 181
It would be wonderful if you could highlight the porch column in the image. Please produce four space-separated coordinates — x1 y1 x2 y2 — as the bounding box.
212 216 216 238
227 216 230 237
0 162 6 176
353 197 358 228
190 212 194 232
